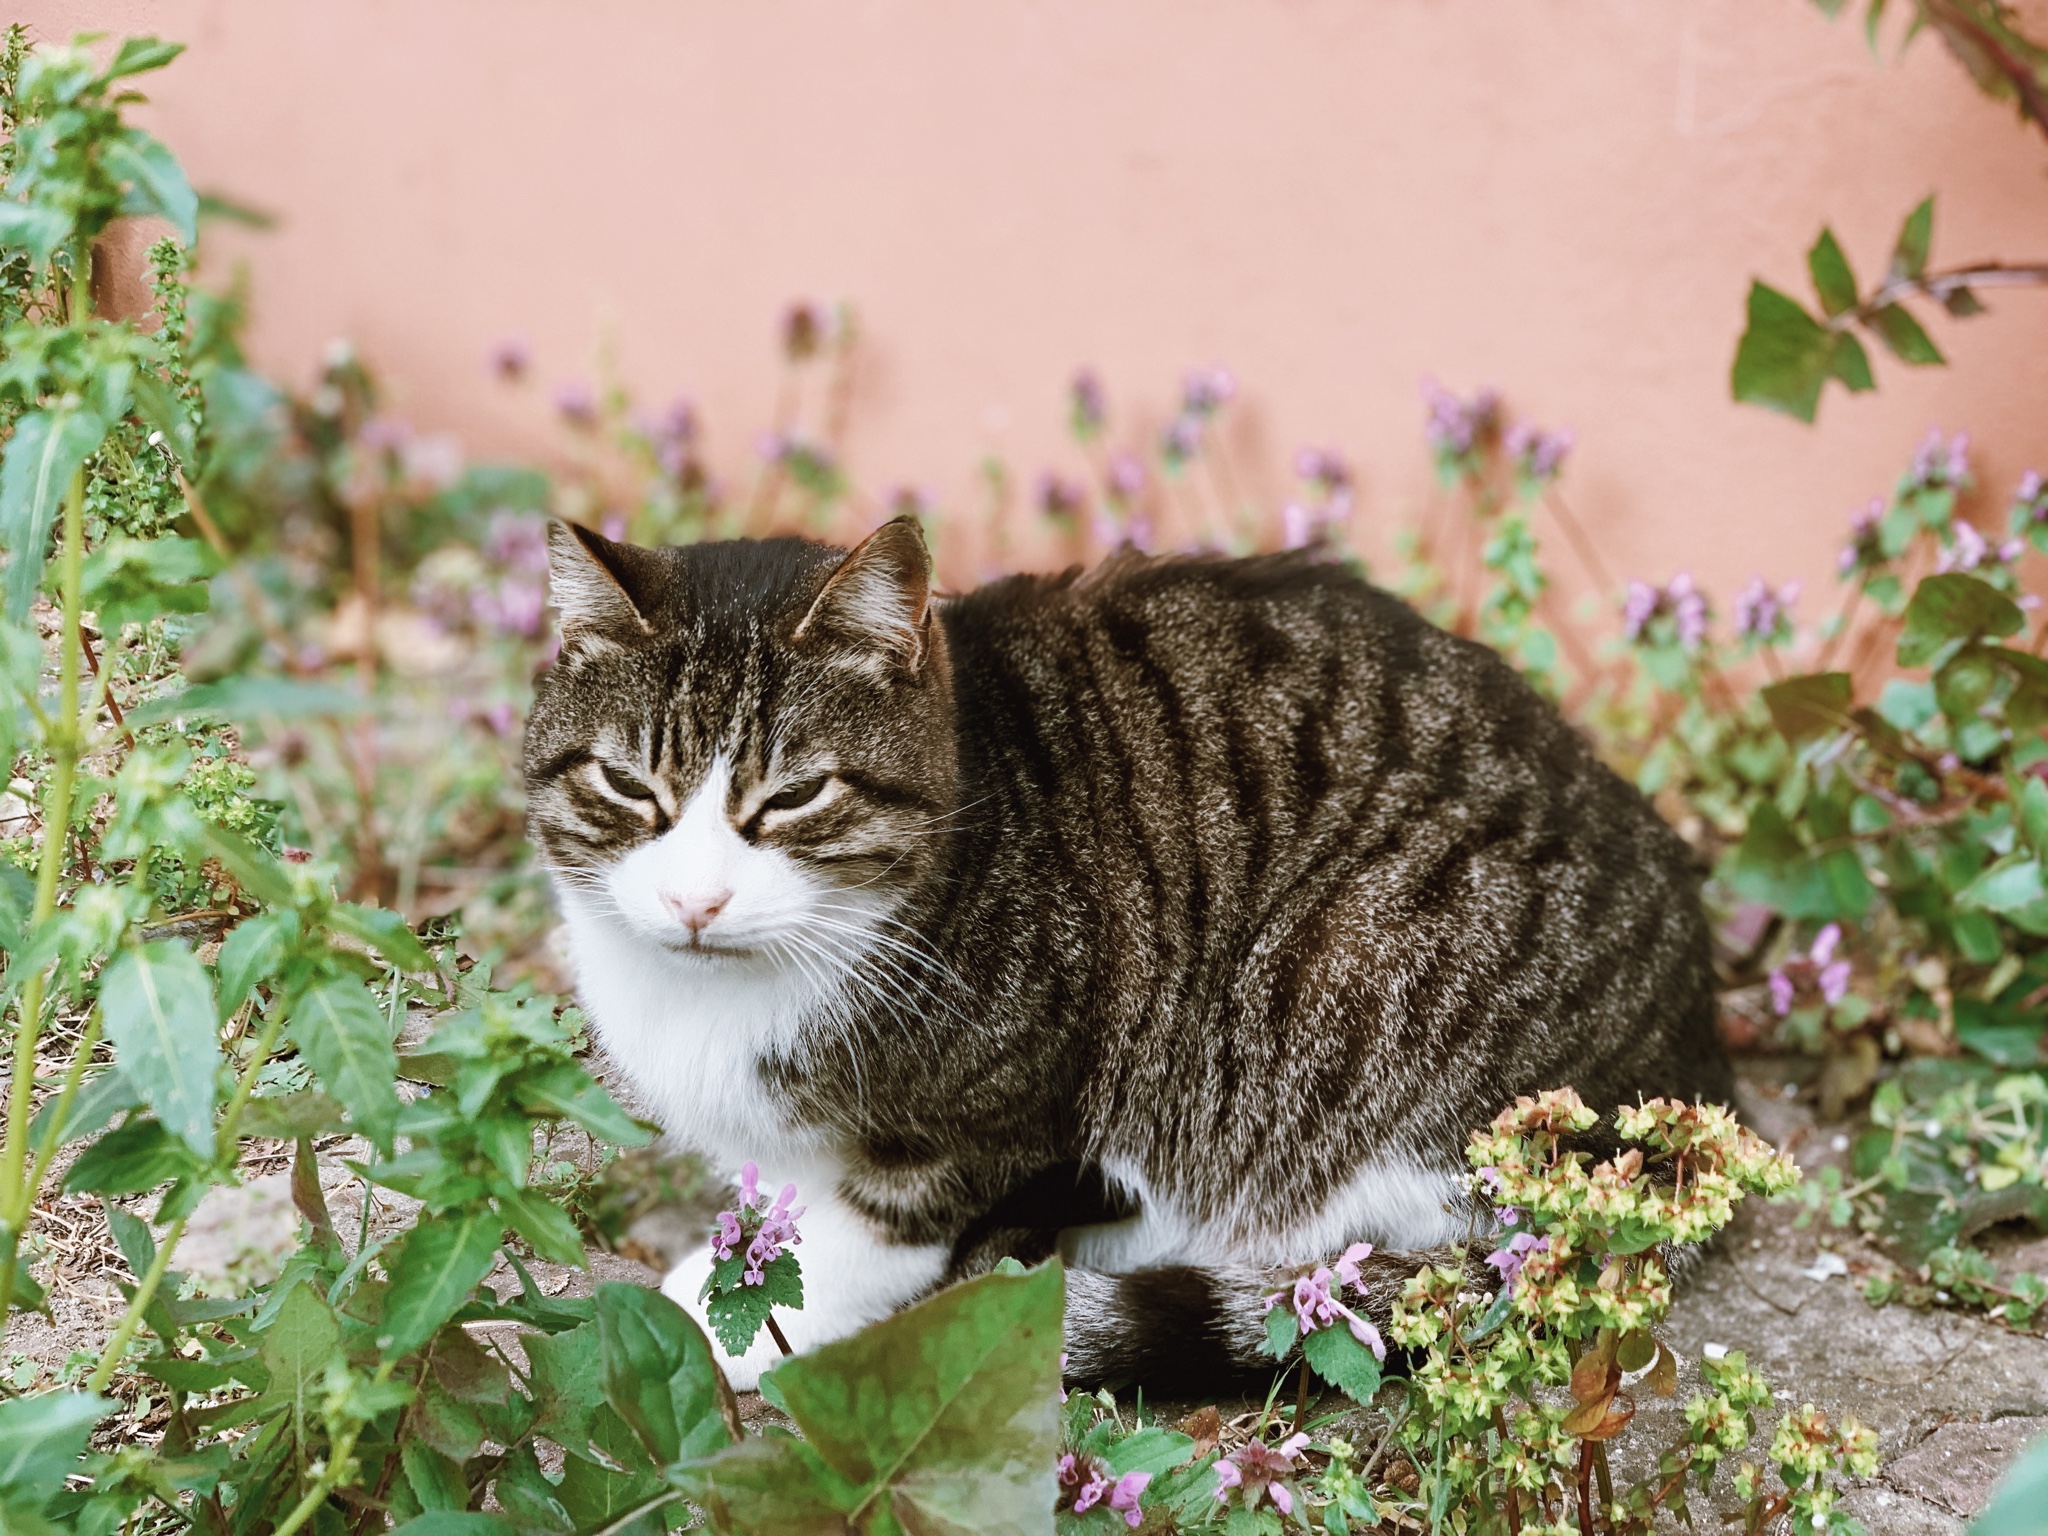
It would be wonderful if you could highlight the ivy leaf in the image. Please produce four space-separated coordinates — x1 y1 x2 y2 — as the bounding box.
288 976 400 1153
1 406 110 619
379 1208 503 1358
1807 227 1858 316
595 1282 741 1468
1829 330 1875 393
105 129 198 243
100 941 222 1159
1301 1324 1384 1404
1730 282 1834 421
1762 671 1854 744
1890 194 1935 282
1898 573 2023 667
401 1443 469 1515
683 1264 1064 1533
1866 302 1945 365
2016 776 2048 862
526 1321 605 1453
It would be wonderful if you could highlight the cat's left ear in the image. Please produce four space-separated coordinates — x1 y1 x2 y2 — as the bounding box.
794 515 935 674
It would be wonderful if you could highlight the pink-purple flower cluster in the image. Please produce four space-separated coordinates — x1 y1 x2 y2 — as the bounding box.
1838 499 1887 577
1505 420 1573 488
1214 1433 1309 1514
711 1162 805 1286
2012 470 2048 528
1069 370 1107 441
1908 428 1971 491
1733 576 1799 645
1261 1241 1386 1360
554 381 599 430
1422 378 1501 462
1181 366 1236 418
1039 472 1088 521
1484 1230 1548 1292
1057 1454 1150 1528
1936 519 2024 574
1768 923 1851 1017
1622 573 1709 651
1096 453 1154 551
1281 447 1355 550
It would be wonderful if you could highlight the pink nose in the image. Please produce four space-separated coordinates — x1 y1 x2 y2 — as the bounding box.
660 889 732 934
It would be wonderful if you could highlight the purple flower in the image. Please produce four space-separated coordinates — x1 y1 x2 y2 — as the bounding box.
1623 574 1710 651
1505 420 1573 487
1476 1165 1504 1198
1261 1243 1385 1359
600 512 628 543
1484 1231 1548 1292
474 578 546 638
1422 379 1501 462
2012 469 2048 529
1181 366 1236 418
1214 1433 1309 1515
1058 1455 1148 1525
1106 452 1146 503
1038 472 1087 520
486 512 550 577
1294 446 1351 492
712 1210 743 1261
488 338 531 382
1909 428 1971 490
1161 413 1203 464
1840 499 1886 576
1281 502 1315 550
357 415 411 453
1070 370 1107 440
1768 969 1796 1018
1938 520 1990 573
554 381 598 429
1733 577 1799 644
1108 1471 1150 1527
481 701 518 738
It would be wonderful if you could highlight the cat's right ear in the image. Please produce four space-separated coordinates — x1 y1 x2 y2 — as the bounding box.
548 521 661 644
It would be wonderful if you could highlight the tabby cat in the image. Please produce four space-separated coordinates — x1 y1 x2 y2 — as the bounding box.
525 516 1730 1389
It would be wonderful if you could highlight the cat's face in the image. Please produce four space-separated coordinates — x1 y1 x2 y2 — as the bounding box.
524 518 957 972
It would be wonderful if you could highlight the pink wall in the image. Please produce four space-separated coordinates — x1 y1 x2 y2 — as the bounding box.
20 1 2048 618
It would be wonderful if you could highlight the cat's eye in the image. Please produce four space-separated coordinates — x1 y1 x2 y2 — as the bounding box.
600 763 656 801
764 775 828 812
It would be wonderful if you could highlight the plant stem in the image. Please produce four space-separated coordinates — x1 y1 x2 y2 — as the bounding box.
1295 1357 1311 1430
263 1358 401 1536
86 1210 189 1393
1575 1440 1595 1535
1832 261 2048 329
766 1314 794 1357
1493 1405 1523 1536
84 1000 290 1391
0 466 89 1356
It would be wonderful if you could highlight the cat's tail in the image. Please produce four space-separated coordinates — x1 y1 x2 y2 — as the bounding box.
1059 1243 1491 1392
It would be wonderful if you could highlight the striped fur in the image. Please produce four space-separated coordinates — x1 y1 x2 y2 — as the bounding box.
526 518 1731 1386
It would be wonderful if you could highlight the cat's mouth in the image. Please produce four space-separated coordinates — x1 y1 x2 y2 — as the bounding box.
658 934 762 960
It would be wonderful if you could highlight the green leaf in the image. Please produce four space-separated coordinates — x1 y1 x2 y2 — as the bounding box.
1866 302 1945 365
128 675 367 728
27 1067 140 1151
100 941 221 1159
288 976 400 1152
1974 1434 2048 1536
106 1207 156 1281
595 1283 739 1468
1301 1324 1384 1404
1936 647 2001 723
105 129 198 243
0 1392 110 1502
1262 1304 1298 1362
514 1063 649 1147
1956 856 2048 914
101 37 186 82
497 1189 587 1268
402 1442 470 1514
1103 1426 1196 1479
1807 227 1858 316
257 1282 340 1436
0 202 76 267
1890 194 1934 282
1 407 110 619
79 535 215 634
681 1436 858 1535
706 1253 804 1358
61 1115 199 1195
1943 285 1986 317
328 902 436 974
1762 672 1854 744
1828 330 1875 393
216 910 301 1013
386 1517 518 1536
1899 574 2023 667
2017 776 2048 861
379 1208 503 1358
490 1445 573 1535
1721 801 1871 921
1731 282 1835 422
689 1264 1064 1534
525 1322 605 1453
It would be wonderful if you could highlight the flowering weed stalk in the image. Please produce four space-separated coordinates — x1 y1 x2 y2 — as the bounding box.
700 1159 805 1356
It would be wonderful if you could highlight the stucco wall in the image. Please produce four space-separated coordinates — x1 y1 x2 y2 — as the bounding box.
17 0 2048 613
